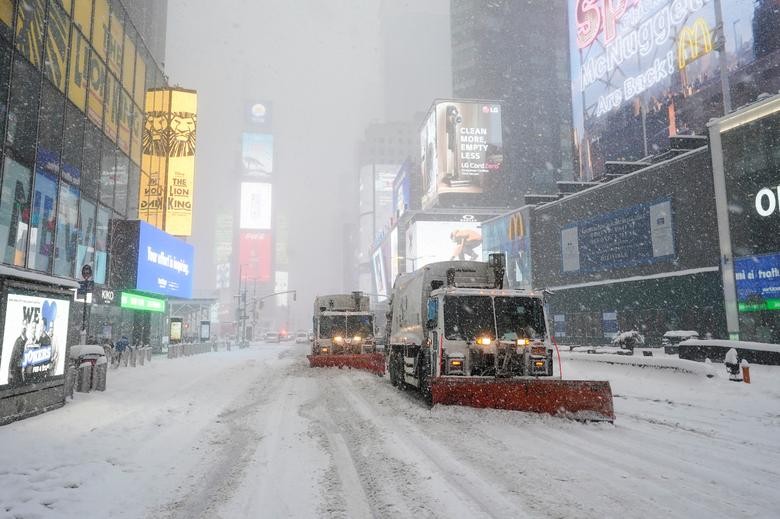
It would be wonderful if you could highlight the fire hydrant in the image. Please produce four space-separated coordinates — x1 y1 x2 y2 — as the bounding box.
740 359 751 384
725 348 742 382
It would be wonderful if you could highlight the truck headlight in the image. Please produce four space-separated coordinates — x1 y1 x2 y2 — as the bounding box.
321 346 329 353
476 336 492 346
353 336 362 342
334 336 344 344
516 338 530 347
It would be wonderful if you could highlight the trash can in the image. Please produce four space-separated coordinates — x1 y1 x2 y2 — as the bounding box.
146 347 152 362
130 348 137 367
92 357 108 391
138 348 145 366
69 344 108 393
65 365 76 399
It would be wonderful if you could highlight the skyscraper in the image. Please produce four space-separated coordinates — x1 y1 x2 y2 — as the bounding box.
450 0 574 199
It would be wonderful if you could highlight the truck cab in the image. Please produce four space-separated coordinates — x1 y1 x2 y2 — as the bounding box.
425 287 552 378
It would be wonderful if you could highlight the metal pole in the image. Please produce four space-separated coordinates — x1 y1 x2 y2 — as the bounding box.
714 0 733 114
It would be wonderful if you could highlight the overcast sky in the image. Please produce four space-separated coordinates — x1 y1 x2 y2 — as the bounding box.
165 0 449 328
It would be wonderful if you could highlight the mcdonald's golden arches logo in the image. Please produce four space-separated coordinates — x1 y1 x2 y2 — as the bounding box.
677 18 713 70
507 212 526 241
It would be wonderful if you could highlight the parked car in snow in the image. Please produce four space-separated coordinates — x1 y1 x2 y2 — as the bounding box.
295 331 309 344
264 331 280 343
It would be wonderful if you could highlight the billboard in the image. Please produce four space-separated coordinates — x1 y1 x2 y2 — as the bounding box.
482 208 534 290
570 0 780 179
239 231 272 283
137 222 194 298
240 182 272 230
393 161 412 218
111 220 194 299
734 253 780 313
0 292 70 387
140 88 198 236
246 100 273 130
561 199 675 274
405 218 483 272
120 292 166 312
242 132 273 179
275 271 289 306
420 100 503 209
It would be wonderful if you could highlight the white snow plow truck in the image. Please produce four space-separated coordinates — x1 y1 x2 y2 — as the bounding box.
307 292 384 375
386 254 614 421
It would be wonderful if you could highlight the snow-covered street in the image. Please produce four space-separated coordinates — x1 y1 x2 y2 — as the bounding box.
1 343 779 519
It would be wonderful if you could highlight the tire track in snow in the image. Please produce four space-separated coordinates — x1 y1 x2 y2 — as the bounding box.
336 375 531 518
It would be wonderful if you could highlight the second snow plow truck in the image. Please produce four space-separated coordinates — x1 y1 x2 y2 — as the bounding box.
386 254 614 421
307 292 385 375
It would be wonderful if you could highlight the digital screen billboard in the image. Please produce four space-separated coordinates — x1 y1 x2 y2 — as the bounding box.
372 247 388 298
481 208 534 290
420 100 503 209
275 271 289 306
140 88 198 236
393 161 411 218
0 292 70 388
560 199 675 274
734 253 780 312
239 231 272 283
242 132 273 179
405 219 483 272
570 0 780 179
246 100 273 130
136 221 194 298
240 182 272 230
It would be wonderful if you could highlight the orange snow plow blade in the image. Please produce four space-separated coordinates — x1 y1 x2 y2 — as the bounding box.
431 377 615 422
307 353 385 375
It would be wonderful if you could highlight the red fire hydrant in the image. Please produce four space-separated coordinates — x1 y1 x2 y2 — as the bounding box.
741 359 751 384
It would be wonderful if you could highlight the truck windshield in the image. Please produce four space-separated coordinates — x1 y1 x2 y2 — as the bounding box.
319 316 346 338
346 315 373 337
444 296 495 341
494 297 546 341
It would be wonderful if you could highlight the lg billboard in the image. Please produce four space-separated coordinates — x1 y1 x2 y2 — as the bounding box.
420 100 503 209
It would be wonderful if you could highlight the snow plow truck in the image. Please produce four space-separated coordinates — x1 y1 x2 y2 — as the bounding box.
307 292 385 375
386 254 614 421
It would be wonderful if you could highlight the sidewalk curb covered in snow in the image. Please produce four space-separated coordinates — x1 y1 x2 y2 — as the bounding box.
562 351 712 376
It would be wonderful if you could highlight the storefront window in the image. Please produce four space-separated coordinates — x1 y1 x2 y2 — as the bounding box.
0 157 32 266
82 124 101 198
0 39 12 143
44 0 70 93
77 196 95 276
126 162 139 217
94 204 109 284
37 82 65 171
62 101 84 185
99 136 116 207
15 0 46 69
28 167 58 272
5 56 41 165
54 182 79 278
113 152 129 216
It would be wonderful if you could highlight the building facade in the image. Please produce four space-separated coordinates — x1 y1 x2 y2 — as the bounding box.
451 0 574 198
0 0 170 423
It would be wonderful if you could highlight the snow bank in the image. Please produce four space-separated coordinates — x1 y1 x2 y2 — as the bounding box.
563 351 713 376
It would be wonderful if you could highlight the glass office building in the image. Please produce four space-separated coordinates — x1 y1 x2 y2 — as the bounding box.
0 0 168 343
